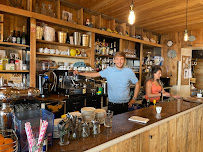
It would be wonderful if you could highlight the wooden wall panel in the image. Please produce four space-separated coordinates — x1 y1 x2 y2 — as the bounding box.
168 118 177 152
194 59 203 89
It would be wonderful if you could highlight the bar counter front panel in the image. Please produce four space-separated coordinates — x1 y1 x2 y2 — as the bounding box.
47 100 203 152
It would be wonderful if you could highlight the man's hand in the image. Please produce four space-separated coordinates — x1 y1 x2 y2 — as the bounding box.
73 70 79 75
128 98 136 107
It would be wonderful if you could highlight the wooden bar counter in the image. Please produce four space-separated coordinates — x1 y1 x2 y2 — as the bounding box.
48 99 203 152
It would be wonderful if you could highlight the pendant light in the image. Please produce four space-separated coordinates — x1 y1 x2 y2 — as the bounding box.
184 0 189 41
128 0 135 25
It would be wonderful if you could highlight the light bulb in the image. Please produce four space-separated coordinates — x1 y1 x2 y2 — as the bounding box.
128 10 135 25
184 29 188 41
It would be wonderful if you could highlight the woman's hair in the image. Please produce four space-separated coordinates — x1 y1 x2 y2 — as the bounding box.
144 65 163 88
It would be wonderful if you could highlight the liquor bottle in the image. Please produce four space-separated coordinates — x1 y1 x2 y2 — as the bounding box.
95 39 99 54
109 43 114 55
106 43 109 55
113 41 117 54
17 31 21 44
12 30 16 43
21 26 26 45
102 39 106 55
66 31 70 44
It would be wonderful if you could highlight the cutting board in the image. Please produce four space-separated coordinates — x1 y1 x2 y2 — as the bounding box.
183 97 203 103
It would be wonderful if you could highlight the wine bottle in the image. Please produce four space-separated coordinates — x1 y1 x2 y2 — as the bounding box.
21 26 26 45
66 31 70 44
17 31 21 44
12 30 16 43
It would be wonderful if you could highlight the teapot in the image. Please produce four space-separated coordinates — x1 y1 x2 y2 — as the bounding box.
70 49 81 56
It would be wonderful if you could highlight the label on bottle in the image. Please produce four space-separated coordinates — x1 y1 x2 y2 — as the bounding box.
17 37 21 44
21 38 26 45
12 37 16 43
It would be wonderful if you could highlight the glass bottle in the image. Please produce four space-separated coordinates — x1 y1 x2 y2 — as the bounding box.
41 3 47 15
7 30 13 43
21 26 26 45
102 39 106 55
0 102 13 130
12 30 16 43
66 31 70 44
47 4 54 17
113 41 117 54
16 31 21 44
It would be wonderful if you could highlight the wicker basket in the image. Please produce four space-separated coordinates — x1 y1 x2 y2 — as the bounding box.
0 129 18 152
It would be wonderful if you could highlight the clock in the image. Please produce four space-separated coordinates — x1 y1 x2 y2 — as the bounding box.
167 49 177 59
167 40 173 47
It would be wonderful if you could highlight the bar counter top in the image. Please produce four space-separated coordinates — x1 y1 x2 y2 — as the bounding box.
48 99 202 152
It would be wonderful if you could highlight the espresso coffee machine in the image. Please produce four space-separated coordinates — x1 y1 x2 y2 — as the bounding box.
53 70 87 95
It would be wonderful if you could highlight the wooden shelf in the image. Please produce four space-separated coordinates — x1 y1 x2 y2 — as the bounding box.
95 54 113 58
37 40 90 49
134 72 140 73
126 57 140 60
36 52 89 59
0 42 30 48
0 4 163 48
0 70 29 73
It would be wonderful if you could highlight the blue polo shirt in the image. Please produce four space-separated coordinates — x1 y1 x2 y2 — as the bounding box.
99 67 138 103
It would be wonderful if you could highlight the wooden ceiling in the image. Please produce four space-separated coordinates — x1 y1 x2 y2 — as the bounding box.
63 0 203 34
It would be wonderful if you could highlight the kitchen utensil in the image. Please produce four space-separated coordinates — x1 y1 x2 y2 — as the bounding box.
44 25 55 42
73 32 81 45
58 31 67 43
82 34 89 47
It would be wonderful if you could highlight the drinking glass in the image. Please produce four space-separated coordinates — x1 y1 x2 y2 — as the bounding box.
104 110 113 127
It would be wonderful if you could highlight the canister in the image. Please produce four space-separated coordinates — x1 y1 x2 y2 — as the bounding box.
73 32 81 45
58 31 67 43
82 34 90 47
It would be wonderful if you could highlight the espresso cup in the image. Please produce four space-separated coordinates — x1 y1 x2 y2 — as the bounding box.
156 106 162 114
44 48 50 54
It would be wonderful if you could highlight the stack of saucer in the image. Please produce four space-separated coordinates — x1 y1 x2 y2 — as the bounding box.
81 107 95 122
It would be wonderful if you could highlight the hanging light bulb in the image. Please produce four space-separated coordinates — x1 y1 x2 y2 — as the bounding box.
184 0 189 41
184 29 188 41
128 0 135 25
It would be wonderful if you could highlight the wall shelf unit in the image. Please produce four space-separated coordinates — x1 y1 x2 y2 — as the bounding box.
36 52 89 59
0 70 29 73
36 40 90 49
0 2 163 87
0 42 30 48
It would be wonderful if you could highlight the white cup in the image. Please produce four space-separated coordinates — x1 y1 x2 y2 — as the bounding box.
55 49 61 55
156 106 162 114
197 93 202 98
44 48 50 54
50 49 55 54
39 48 44 53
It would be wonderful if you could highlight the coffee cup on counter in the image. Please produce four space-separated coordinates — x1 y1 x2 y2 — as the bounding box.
156 106 162 114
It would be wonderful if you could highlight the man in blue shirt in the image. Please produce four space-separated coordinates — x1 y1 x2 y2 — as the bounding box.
74 52 140 115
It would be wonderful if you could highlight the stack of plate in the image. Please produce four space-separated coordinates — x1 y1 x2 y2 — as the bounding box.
95 109 106 124
81 107 95 122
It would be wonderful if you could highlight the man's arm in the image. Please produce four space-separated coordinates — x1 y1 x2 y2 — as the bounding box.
128 82 140 107
73 70 101 77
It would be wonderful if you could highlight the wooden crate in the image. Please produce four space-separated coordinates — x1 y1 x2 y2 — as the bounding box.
0 23 3 42
0 14 3 22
